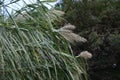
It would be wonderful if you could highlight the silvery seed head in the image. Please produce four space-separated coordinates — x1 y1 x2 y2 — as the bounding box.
51 10 65 16
58 30 87 44
77 51 93 59
60 23 76 30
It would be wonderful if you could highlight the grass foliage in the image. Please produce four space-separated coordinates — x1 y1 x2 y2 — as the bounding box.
0 0 87 80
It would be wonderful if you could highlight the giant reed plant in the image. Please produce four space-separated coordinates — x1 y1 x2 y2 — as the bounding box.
0 0 87 80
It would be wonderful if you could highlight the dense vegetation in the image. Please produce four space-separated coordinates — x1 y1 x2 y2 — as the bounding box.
1 0 120 80
61 0 120 80
0 0 87 80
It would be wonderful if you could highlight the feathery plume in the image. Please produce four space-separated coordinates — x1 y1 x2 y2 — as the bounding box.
14 12 35 21
51 10 65 16
57 24 87 44
58 29 87 44
14 12 29 21
60 23 76 30
77 51 92 59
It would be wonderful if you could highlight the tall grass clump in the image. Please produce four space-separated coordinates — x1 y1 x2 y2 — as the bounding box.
0 0 87 80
